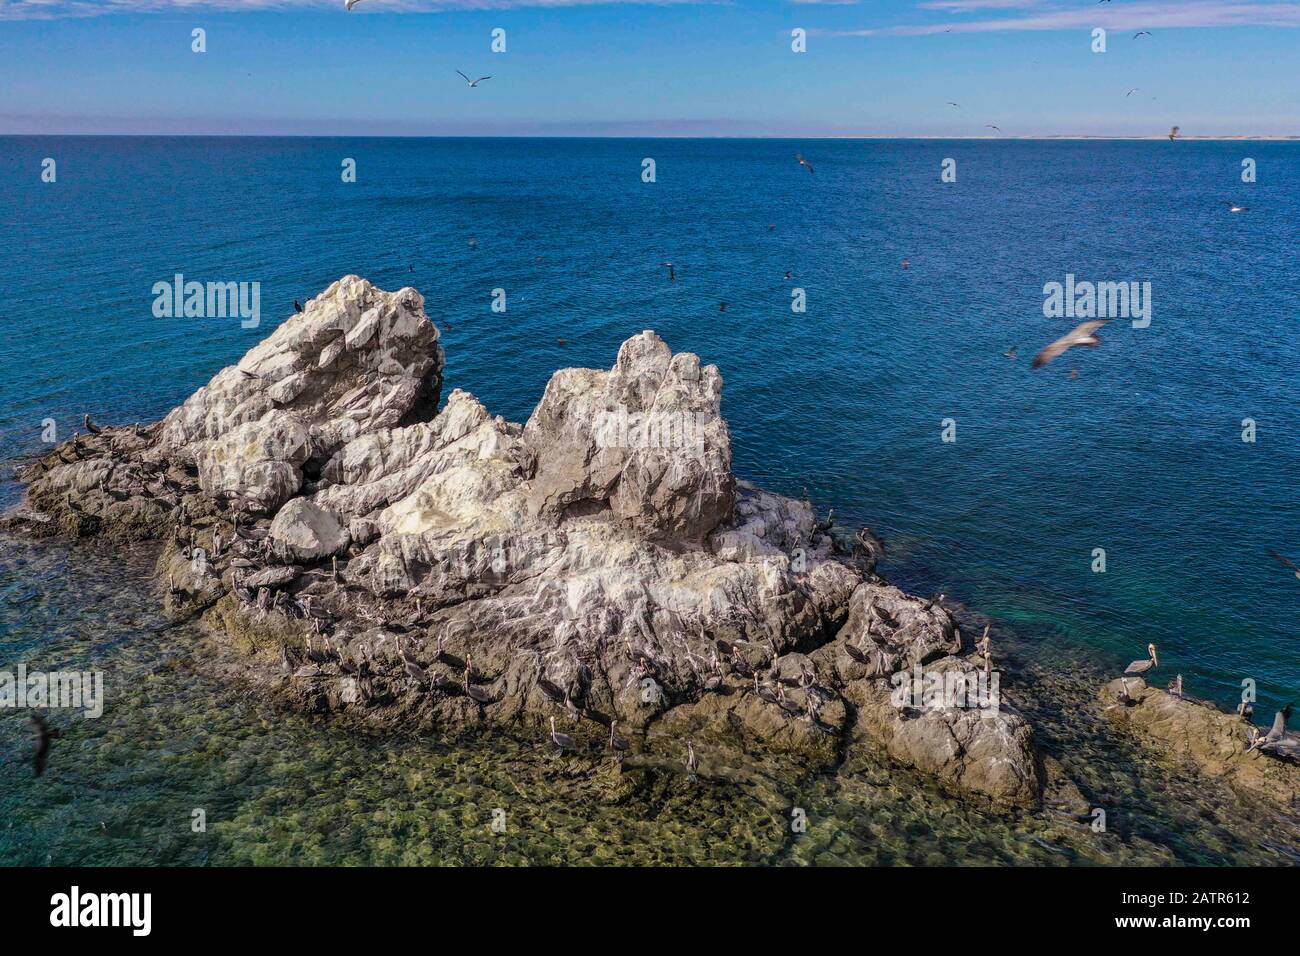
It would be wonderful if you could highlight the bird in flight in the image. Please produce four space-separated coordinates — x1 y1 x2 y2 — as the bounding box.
660 262 676 282
1003 346 1017 360
345 0 365 9
796 153 814 173
985 124 1002 132
1267 551 1300 579
1223 201 1249 213
947 102 961 108
1032 320 1108 368
457 71 492 88
1168 125 1180 140
1134 31 1152 39
1126 88 1139 97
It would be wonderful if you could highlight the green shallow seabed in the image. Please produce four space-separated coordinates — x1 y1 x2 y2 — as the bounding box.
1 534 1297 866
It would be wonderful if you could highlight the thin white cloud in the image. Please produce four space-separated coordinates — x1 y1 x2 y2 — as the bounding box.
824 0 1300 36
0 0 711 19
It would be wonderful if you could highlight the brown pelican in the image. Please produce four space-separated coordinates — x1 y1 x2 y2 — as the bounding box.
1032 320 1108 368
1238 698 1254 720
608 721 629 756
777 684 802 715
1124 643 1158 675
83 414 102 435
795 153 813 173
813 508 835 534
1167 674 1184 698
549 716 577 752
564 691 581 724
463 667 495 704
1168 125 1180 141
685 740 698 778
1247 704 1293 751
31 713 57 777
754 672 780 704
660 262 676 283
854 527 885 572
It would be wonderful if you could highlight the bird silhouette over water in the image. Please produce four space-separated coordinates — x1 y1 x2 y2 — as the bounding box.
1032 320 1107 368
1223 201 1249 213
1267 550 1300 579
1168 126 1180 141
796 153 814 173
345 0 365 9
457 71 492 88
31 713 58 777
1003 346 1017 359
660 262 676 282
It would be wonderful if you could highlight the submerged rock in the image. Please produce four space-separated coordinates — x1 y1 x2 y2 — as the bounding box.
1101 677 1300 805
6 276 1045 807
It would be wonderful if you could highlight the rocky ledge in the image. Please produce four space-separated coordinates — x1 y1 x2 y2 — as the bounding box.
7 276 1042 806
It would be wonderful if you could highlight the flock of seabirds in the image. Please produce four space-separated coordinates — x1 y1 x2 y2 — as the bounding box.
13 0 1295 791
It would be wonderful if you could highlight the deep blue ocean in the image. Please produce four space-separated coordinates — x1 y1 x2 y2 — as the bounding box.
1 137 1299 864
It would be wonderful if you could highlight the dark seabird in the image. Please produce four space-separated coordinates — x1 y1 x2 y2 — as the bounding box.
550 716 577 752
1238 698 1254 720
754 672 780 704
1133 30 1151 39
1168 126 1180 141
812 508 835 534
796 153 814 173
463 667 495 704
345 0 365 9
31 713 58 777
901 259 910 270
608 721 629 756
293 300 304 314
83 414 102 435
1266 551 1300 579
719 302 727 312
1032 320 1108 368
1124 643 1158 675
661 262 676 282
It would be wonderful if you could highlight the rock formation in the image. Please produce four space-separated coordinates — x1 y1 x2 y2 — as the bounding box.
6 276 1042 807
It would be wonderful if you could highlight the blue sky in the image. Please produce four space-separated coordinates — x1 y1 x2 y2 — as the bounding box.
2 0 1298 136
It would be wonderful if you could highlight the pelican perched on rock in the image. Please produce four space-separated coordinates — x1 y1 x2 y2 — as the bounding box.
1238 697 1254 720
83 414 103 435
1167 673 1183 698
608 721 629 757
549 716 577 752
1247 704 1293 751
685 740 698 779
463 667 495 704
754 672 780 705
1124 643 1158 675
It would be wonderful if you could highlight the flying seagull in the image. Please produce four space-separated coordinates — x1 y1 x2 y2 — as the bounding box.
1267 550 1300 579
345 0 365 9
1003 346 1017 359
947 102 961 108
1133 31 1152 39
660 262 676 282
457 71 492 88
1031 320 1108 368
985 125 1002 132
1126 88 1139 97
796 153 814 173
31 713 57 777
1223 201 1249 213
